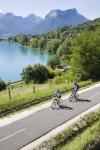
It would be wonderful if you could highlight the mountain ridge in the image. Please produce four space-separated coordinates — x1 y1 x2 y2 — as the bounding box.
0 8 89 36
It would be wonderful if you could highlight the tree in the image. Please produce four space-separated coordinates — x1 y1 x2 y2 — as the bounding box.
57 38 72 63
33 64 49 83
17 35 29 46
21 64 49 83
48 55 60 69
30 38 38 48
46 39 61 53
70 31 100 80
21 65 34 83
38 37 47 49
0 80 6 91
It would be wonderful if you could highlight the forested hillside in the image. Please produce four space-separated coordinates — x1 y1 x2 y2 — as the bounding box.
10 18 100 81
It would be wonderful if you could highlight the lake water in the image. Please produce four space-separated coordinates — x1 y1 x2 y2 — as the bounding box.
0 41 51 83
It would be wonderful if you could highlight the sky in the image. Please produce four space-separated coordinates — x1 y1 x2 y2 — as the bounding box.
0 0 100 20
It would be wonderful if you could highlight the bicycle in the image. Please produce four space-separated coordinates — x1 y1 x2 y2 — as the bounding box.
51 96 62 109
69 90 79 102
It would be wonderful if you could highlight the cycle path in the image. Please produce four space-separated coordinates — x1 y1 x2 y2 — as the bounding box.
0 84 100 150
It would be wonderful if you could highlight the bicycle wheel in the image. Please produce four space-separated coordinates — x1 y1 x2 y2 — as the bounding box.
69 94 73 102
75 93 79 101
51 101 58 109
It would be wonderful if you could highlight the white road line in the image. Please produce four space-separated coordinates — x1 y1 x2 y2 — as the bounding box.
0 128 26 142
89 93 100 99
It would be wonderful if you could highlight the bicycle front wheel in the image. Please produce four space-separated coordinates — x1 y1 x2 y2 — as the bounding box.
69 95 73 102
51 101 57 109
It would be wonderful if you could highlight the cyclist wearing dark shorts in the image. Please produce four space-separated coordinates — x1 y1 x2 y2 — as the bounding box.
53 89 61 99
73 82 80 96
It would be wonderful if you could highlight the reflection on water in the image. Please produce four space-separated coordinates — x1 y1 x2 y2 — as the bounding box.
0 41 51 82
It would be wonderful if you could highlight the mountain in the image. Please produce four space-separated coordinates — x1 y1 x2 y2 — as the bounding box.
34 8 89 34
0 13 42 35
0 8 89 36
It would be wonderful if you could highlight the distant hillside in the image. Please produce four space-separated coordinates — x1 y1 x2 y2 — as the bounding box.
0 8 89 36
12 17 99 48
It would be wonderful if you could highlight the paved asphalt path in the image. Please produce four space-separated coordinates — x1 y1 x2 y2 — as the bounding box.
0 86 100 150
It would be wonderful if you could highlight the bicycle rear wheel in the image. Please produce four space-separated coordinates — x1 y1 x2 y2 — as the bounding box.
75 93 79 101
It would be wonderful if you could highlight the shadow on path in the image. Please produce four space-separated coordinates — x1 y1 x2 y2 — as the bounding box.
59 105 73 110
78 98 91 102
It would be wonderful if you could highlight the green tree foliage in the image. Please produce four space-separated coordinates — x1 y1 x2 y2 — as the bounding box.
0 80 6 91
38 37 47 49
70 30 100 80
57 38 72 63
48 55 60 69
21 65 34 83
21 64 49 83
17 34 29 46
12 18 100 72
46 39 61 53
33 64 49 83
30 38 38 48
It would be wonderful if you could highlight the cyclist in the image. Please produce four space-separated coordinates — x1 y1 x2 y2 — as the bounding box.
73 82 80 97
53 89 61 99
51 90 62 109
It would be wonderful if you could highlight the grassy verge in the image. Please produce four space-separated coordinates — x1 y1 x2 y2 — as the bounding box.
56 119 100 150
0 80 92 112
35 110 100 150
0 79 100 116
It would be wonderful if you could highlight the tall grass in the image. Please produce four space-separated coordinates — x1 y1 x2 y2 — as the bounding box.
57 120 100 150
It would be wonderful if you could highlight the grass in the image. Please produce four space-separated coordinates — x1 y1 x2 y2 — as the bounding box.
0 78 98 113
56 120 100 150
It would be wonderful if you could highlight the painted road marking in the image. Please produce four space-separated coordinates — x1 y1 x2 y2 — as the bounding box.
0 128 26 142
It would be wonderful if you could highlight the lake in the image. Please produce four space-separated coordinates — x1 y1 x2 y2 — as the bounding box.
0 41 51 83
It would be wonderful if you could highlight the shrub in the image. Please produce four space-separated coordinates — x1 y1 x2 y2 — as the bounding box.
33 64 49 83
21 64 50 83
53 69 62 76
21 65 34 83
47 67 55 79
48 55 60 69
0 80 6 91
54 76 66 84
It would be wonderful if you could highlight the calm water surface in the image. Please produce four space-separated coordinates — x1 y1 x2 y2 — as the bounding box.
0 41 51 82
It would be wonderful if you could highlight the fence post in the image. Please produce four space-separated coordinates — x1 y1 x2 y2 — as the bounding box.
8 87 11 100
33 84 35 94
8 81 11 100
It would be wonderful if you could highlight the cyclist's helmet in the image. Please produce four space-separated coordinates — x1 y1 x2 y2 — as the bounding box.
57 89 60 92
74 81 77 84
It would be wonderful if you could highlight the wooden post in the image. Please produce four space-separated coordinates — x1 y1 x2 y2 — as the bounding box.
8 87 11 100
33 84 35 94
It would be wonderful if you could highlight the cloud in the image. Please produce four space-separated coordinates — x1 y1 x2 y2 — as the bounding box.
0 9 3 13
